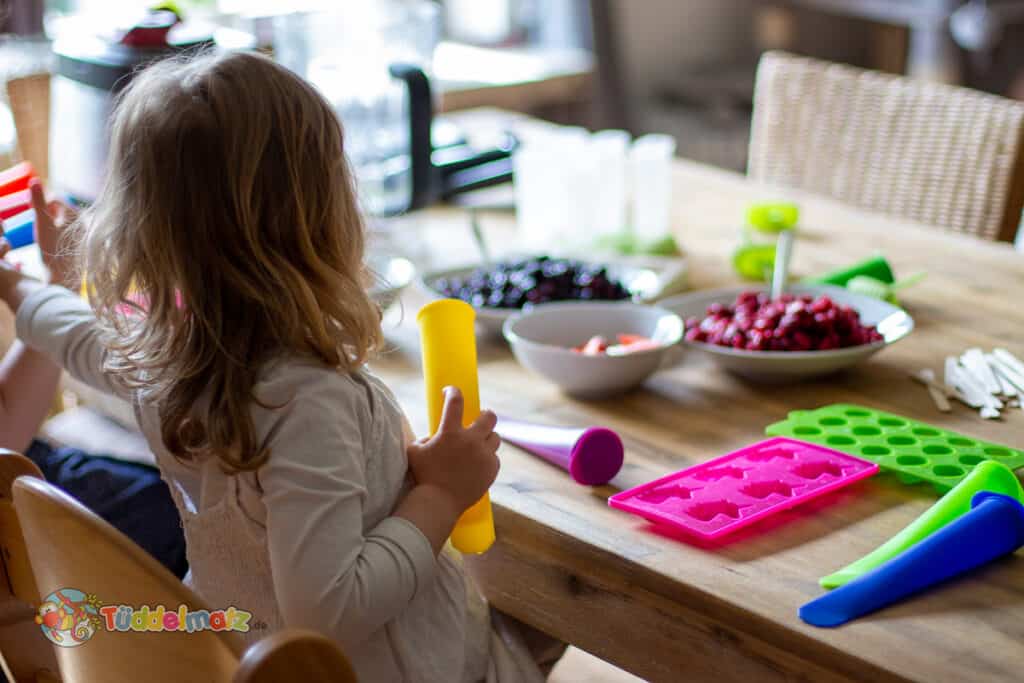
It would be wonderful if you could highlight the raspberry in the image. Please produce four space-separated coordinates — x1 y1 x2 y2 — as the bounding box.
683 293 882 352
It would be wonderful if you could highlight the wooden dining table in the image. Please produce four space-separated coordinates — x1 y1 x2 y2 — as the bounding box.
371 126 1024 683
5 108 1023 682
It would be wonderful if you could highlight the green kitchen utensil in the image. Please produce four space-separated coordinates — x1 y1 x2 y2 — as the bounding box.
747 202 799 233
733 202 799 281
846 272 926 306
732 243 777 281
806 256 895 287
820 460 1024 589
766 404 1024 492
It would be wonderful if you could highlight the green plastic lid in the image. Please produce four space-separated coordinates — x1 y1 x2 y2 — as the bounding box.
732 243 776 281
747 202 799 233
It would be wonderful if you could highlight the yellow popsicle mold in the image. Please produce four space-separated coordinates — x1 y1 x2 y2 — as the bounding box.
416 299 495 554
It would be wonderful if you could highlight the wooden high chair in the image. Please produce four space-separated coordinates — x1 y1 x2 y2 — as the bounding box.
11 474 357 683
0 450 59 683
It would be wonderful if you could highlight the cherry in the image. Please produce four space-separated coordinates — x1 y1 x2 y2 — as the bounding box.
684 292 882 352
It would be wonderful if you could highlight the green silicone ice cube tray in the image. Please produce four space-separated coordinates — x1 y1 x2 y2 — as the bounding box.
765 404 1024 492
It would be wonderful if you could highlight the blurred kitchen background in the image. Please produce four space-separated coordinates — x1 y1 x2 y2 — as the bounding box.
4 0 1024 176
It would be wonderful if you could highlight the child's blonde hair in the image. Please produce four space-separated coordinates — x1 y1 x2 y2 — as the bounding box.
78 50 383 470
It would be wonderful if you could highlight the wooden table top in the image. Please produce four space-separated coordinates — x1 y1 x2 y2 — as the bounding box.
372 156 1024 682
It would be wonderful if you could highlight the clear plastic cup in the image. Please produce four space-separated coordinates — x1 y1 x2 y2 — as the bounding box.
630 133 676 241
590 129 631 237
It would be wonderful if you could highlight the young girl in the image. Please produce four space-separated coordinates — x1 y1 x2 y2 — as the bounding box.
1 52 557 681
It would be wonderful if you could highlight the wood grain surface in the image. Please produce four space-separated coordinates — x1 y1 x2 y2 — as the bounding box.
371 151 1024 682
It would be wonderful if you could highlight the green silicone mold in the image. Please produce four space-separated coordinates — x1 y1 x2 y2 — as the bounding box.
765 403 1024 493
819 460 1024 589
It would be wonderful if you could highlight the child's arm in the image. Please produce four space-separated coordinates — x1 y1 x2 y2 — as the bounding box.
0 261 126 402
0 184 78 451
259 381 498 648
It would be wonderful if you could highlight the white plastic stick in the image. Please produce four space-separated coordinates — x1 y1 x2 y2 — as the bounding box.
946 357 982 408
994 348 1024 377
989 356 1024 395
961 348 1001 395
987 354 1019 396
947 356 1002 414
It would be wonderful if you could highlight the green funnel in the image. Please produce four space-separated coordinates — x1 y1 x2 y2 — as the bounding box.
820 461 1024 589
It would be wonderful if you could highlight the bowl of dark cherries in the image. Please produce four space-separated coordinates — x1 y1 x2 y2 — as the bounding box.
421 256 662 336
659 284 913 381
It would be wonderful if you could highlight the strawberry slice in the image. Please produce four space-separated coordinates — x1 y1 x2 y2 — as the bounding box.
617 333 650 345
574 335 608 356
618 339 661 353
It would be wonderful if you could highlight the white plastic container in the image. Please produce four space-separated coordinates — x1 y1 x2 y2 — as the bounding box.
590 129 631 236
630 133 676 241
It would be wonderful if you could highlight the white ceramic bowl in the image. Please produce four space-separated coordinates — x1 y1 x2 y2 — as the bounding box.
503 302 685 398
659 284 914 382
420 261 673 336
369 255 415 311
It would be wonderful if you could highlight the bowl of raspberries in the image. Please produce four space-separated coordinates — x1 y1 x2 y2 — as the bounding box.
421 256 658 336
660 285 913 381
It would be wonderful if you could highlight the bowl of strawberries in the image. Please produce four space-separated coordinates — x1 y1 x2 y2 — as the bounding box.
503 302 685 398
660 284 913 381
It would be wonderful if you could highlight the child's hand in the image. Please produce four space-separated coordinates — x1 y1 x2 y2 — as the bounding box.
405 387 500 517
29 179 77 288
0 237 41 311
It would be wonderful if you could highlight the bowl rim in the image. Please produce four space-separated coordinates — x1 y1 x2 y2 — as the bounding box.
659 283 913 358
368 255 415 297
502 301 685 358
417 260 659 315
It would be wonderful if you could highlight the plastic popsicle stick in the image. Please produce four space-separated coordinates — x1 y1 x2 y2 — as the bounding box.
962 348 1001 396
820 461 1024 588
769 228 794 301
947 357 1000 416
2 209 34 249
945 357 980 408
993 348 1024 377
988 357 1019 397
416 299 495 554
801 491 1024 627
0 162 34 197
988 354 1024 394
495 417 624 485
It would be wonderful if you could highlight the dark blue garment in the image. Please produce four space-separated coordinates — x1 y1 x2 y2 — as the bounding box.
24 439 188 579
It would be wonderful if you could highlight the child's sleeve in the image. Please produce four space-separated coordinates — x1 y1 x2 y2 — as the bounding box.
15 285 127 399
257 374 437 649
